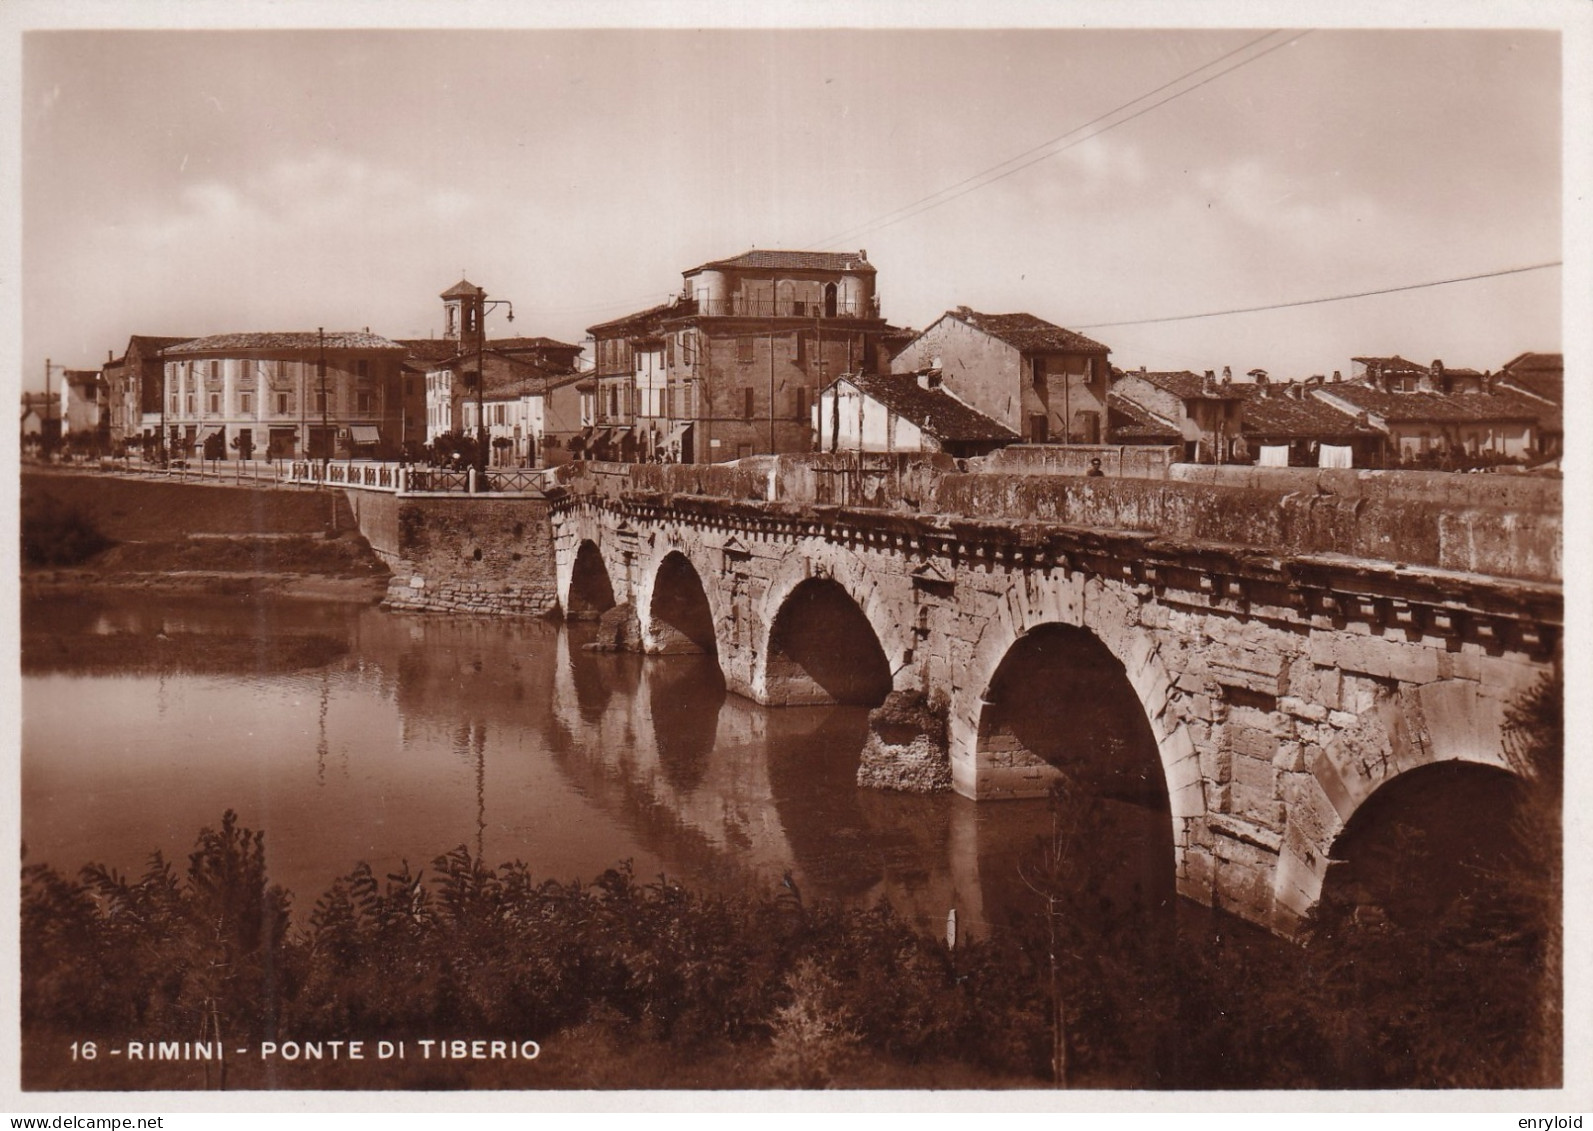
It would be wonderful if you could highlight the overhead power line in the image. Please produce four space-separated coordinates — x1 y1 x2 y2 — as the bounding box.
1072 261 1563 329
812 29 1312 250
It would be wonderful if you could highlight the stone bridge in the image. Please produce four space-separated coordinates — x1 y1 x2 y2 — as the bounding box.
347 452 1561 936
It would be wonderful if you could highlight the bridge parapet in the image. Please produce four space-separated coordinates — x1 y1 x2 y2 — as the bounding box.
554 454 1560 583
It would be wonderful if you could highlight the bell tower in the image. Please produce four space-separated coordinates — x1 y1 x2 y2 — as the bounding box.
441 277 486 348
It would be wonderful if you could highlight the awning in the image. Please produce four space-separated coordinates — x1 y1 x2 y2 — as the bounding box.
198 427 224 443
592 428 614 446
350 425 381 444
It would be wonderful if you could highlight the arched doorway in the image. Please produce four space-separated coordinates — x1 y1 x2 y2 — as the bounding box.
823 282 838 318
764 578 892 706
566 540 615 621
648 552 717 655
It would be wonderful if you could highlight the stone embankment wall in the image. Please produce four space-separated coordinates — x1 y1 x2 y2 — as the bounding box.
346 490 558 616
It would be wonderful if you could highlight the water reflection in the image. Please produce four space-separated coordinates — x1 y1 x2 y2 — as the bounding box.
23 592 1141 938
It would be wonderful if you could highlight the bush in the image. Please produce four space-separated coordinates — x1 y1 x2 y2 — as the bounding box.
21 493 114 566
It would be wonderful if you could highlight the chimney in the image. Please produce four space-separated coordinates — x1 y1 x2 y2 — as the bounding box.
1139 365 1147 374
859 249 868 261
1222 366 1232 384
1202 369 1216 395
1420 359 1441 394
1255 370 1269 387
1331 369 1342 383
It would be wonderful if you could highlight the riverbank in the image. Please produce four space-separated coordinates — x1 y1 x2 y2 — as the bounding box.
22 468 390 604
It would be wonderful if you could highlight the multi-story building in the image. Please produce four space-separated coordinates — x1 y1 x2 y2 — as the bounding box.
414 278 583 456
1495 351 1562 456
890 307 1111 445
1107 368 1246 464
59 369 105 448
587 250 894 463
160 331 408 460
103 335 192 453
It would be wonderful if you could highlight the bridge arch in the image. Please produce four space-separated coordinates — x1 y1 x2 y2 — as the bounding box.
956 572 1198 810
1271 677 1528 929
1315 759 1534 930
754 550 906 707
565 538 617 620
639 547 721 657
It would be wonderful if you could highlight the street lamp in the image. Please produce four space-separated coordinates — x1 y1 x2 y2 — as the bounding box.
474 294 514 483
318 327 329 479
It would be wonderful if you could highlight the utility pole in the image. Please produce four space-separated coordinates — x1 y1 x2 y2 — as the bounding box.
318 328 329 478
474 291 514 485
43 357 53 461
157 351 167 466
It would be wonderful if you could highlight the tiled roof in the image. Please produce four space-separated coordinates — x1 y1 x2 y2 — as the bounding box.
396 339 462 363
1351 354 1427 372
1236 384 1381 439
166 331 405 354
1107 393 1180 441
490 336 583 354
687 249 875 275
1500 350 1563 375
440 278 484 299
128 335 194 355
846 372 1018 443
453 350 579 398
1121 369 1245 401
588 300 679 336
948 308 1109 354
1498 352 1562 405
1314 383 1547 425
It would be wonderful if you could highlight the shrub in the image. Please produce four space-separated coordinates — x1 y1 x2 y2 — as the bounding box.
21 493 113 566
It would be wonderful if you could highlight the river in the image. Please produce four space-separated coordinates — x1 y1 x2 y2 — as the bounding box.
20 590 1118 940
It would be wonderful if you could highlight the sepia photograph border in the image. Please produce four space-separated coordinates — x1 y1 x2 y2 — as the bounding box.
2 0 1590 1119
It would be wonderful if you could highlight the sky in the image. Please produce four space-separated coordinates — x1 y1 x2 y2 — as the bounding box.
8 6 1584 390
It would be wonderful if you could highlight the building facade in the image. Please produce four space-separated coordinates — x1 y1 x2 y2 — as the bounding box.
890 307 1111 445
1106 368 1246 463
587 250 894 463
161 331 408 460
816 370 1017 459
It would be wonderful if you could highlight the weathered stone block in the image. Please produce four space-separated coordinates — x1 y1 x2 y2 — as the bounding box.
1279 696 1328 723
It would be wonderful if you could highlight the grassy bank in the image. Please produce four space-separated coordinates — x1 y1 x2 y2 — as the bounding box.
22 470 390 600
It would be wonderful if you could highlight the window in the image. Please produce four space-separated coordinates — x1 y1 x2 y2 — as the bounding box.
355 360 370 380
317 391 328 414
680 331 694 365
209 361 220 381
358 392 373 414
240 392 252 414
1032 357 1046 388
277 393 290 415
743 388 755 421
737 336 755 364
186 394 195 415
666 387 675 418
171 395 179 416
794 386 809 420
